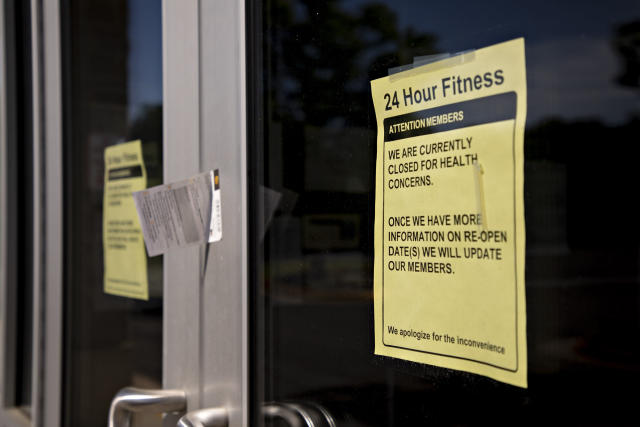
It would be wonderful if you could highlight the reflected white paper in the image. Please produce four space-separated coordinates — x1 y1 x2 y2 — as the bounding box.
133 170 222 256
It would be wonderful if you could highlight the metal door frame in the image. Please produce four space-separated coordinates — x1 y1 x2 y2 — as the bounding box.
163 0 248 425
0 0 63 426
162 0 202 415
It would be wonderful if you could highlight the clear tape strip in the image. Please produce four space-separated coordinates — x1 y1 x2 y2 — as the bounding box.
388 50 477 82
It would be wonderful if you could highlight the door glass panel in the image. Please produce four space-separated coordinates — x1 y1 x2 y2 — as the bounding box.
249 0 640 425
62 0 163 425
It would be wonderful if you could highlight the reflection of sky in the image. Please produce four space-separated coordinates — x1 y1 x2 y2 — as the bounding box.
127 0 162 122
345 0 640 125
526 37 637 125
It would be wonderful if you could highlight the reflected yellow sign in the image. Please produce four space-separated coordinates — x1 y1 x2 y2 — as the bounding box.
103 140 149 300
371 39 527 387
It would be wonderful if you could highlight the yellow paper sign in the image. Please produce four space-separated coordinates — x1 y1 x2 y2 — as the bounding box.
103 140 149 300
371 39 527 387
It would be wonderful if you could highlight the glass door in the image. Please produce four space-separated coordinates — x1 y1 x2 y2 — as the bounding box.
3 0 248 426
248 0 640 425
59 0 249 424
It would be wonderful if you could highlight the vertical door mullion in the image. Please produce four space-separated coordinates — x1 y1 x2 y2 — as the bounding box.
29 0 43 423
162 0 202 411
163 0 249 425
39 0 63 425
199 0 248 425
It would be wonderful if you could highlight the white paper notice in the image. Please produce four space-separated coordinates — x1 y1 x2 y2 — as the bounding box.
133 170 222 256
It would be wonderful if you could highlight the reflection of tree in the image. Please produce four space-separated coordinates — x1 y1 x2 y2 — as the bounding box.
523 21 640 250
525 117 640 248
613 20 640 88
266 0 438 127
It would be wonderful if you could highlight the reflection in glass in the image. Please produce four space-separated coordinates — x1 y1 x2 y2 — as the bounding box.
62 1 163 426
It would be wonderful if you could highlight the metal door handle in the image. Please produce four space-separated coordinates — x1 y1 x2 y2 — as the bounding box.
108 387 187 427
263 402 335 427
176 407 228 427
